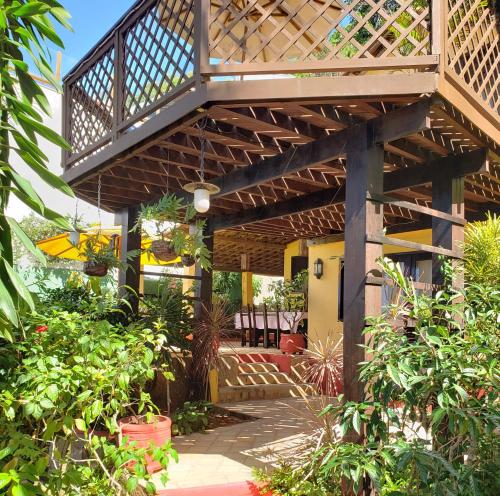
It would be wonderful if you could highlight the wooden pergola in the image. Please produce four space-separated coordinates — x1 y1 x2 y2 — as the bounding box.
61 0 500 404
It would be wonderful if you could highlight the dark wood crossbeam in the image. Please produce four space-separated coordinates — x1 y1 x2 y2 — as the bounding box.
209 100 432 199
211 149 489 231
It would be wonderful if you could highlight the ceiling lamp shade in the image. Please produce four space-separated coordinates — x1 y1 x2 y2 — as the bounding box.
183 181 220 213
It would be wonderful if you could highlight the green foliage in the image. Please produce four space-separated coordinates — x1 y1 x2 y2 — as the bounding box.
464 213 500 286
265 270 308 312
261 259 499 495
141 278 194 352
0 0 74 335
171 401 213 436
0 308 177 494
213 271 262 312
136 193 211 269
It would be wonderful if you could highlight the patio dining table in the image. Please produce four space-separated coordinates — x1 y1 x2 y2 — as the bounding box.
235 311 307 347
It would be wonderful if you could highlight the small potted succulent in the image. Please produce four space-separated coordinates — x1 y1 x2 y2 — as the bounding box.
136 193 211 269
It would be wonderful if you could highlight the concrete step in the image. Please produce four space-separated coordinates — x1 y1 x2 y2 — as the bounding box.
218 383 317 403
238 362 279 374
237 371 294 386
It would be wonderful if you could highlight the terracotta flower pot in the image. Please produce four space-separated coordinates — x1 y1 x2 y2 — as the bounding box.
151 240 177 262
119 415 171 473
84 261 109 277
279 333 305 354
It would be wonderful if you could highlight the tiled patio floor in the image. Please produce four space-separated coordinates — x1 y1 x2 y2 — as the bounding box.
153 397 324 491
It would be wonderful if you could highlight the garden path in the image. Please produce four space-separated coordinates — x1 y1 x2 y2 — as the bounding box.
154 397 325 493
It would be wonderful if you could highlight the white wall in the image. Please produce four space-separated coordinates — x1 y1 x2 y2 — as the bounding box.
6 84 113 226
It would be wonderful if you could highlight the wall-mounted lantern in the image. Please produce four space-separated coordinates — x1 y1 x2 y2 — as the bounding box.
313 258 324 279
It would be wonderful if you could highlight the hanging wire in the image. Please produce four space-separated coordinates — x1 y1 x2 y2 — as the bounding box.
97 174 102 229
198 114 209 182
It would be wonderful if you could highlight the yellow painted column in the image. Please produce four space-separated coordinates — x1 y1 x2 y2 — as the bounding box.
139 265 144 295
182 264 196 295
241 271 254 306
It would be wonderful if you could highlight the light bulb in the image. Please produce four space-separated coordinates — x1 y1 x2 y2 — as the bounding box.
194 188 210 213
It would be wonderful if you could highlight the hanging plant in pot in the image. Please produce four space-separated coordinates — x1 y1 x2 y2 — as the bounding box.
135 193 212 270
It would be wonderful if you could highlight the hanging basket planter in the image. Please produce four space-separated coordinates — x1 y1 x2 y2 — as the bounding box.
151 239 177 262
181 254 196 267
84 261 109 277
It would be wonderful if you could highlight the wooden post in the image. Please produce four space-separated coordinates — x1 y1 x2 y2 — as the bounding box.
241 254 253 307
117 207 141 314
343 122 385 407
431 171 465 287
194 222 214 319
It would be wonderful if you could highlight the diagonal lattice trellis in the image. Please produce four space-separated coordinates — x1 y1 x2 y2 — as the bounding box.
68 45 115 156
209 0 431 64
446 0 499 114
123 0 196 120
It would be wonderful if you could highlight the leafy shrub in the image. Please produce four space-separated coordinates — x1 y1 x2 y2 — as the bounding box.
172 401 213 436
260 258 500 495
0 310 176 495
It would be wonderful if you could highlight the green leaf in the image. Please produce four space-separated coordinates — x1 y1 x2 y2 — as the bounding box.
352 410 361 434
386 364 401 386
4 261 34 311
0 272 19 326
6 216 46 266
0 473 11 490
17 113 71 150
46 384 59 402
12 484 30 496
126 477 138 493
74 419 86 432
453 384 469 401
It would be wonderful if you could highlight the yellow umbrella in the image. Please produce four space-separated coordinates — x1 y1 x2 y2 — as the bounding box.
36 227 181 266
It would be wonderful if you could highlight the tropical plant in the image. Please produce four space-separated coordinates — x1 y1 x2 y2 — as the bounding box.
190 297 233 399
464 212 500 286
171 401 213 436
136 193 211 269
0 0 74 339
260 258 500 495
0 309 177 495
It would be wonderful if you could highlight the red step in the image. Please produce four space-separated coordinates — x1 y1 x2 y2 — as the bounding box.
237 353 291 374
158 481 271 496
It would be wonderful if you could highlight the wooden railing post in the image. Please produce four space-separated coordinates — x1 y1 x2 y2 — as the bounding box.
194 0 210 84
431 0 447 75
113 30 123 140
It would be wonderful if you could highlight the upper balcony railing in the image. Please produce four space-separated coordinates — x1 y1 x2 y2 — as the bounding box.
63 0 499 169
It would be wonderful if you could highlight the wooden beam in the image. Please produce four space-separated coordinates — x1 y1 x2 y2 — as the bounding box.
343 123 384 410
117 207 141 314
211 149 488 231
210 100 431 198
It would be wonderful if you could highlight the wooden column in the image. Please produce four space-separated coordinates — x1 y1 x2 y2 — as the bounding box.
432 170 465 287
194 222 214 320
241 254 253 306
343 123 385 406
117 207 141 314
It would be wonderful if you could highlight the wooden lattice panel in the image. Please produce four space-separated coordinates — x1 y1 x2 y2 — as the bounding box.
125 0 196 120
447 0 500 114
68 45 114 155
209 0 431 64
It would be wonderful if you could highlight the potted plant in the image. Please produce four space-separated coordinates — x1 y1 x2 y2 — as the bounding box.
82 234 121 277
136 193 211 269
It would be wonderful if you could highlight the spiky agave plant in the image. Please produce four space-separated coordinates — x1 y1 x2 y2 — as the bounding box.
300 335 343 398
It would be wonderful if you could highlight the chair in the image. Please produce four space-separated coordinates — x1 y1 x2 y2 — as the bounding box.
239 306 250 347
250 305 265 347
262 303 277 348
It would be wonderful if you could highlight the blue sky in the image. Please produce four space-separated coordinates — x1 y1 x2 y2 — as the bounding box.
56 0 136 76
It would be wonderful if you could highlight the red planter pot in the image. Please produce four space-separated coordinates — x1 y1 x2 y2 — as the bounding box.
279 334 305 354
119 415 172 473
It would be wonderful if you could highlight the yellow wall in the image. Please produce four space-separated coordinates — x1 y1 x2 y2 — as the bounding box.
307 229 433 349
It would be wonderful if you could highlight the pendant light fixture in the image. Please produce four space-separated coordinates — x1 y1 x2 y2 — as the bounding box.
183 115 220 213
